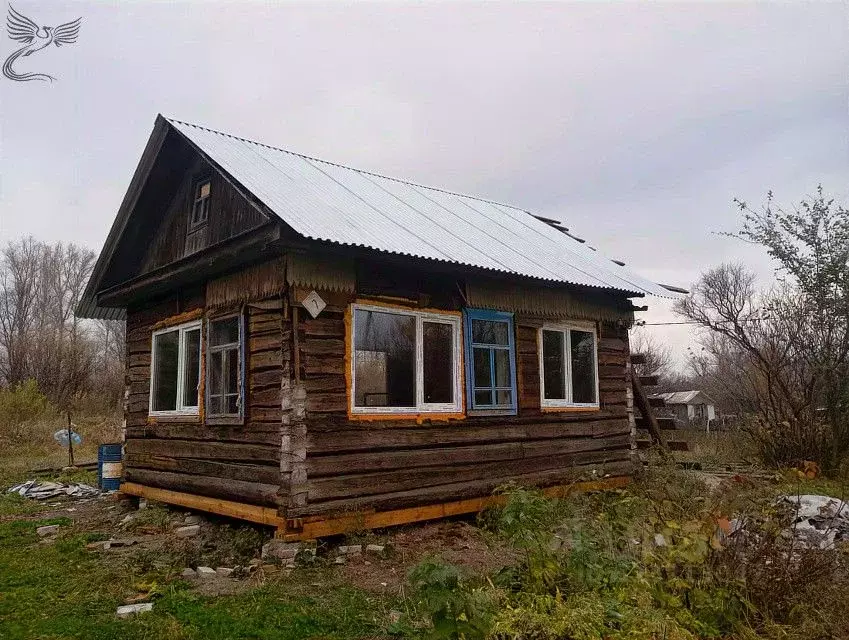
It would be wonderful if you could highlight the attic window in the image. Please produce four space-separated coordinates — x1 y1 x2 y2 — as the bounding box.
189 179 211 230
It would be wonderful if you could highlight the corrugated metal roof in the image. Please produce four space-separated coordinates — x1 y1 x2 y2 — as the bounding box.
167 117 674 298
654 391 713 405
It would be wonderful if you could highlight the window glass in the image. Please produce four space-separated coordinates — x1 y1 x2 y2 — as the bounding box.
351 306 461 413
151 322 201 414
354 309 415 408
473 348 492 388
210 317 239 346
464 310 517 412
475 390 492 406
494 349 511 388
423 321 453 404
570 329 597 403
191 180 211 229
207 316 242 417
472 319 509 345
152 330 178 412
542 329 566 400
182 328 201 407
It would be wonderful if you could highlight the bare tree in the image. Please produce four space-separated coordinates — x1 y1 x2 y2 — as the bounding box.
676 188 849 472
0 237 123 414
629 328 674 381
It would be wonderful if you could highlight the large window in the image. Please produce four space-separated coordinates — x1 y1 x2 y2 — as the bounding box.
351 304 462 414
538 323 599 408
207 314 244 419
150 321 202 415
463 309 517 414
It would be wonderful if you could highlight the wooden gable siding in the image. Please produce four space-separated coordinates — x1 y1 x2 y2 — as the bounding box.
141 156 268 274
123 288 286 508
287 288 633 519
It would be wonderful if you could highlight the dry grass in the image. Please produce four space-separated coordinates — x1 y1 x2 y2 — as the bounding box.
0 412 122 486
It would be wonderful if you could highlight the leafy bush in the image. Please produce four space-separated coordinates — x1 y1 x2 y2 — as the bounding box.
0 379 56 439
407 559 496 640
403 469 849 640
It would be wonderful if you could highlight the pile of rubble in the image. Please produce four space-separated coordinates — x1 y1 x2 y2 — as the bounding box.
7 479 100 500
778 494 849 550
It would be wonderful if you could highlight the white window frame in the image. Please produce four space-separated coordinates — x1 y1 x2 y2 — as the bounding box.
538 321 600 409
149 320 202 417
350 303 463 415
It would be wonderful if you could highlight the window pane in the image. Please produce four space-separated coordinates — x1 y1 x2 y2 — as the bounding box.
226 348 239 396
354 309 415 407
473 348 492 388
209 349 222 394
472 319 509 345
209 395 223 415
152 330 178 411
199 181 210 198
542 330 566 400
496 389 513 406
182 328 200 407
570 330 597 403
494 349 511 387
423 321 453 404
226 395 239 414
474 389 492 406
210 317 239 346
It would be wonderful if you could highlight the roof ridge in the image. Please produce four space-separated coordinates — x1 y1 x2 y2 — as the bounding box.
164 116 533 214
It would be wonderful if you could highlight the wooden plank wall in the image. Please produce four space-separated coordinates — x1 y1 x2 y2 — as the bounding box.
291 294 633 519
123 290 285 508
142 157 268 273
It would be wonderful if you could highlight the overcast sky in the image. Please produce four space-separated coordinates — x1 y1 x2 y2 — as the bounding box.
1 1 847 366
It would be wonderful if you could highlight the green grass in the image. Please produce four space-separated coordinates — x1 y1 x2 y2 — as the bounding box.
0 517 391 640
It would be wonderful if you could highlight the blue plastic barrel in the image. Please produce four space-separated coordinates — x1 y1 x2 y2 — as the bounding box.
98 443 123 491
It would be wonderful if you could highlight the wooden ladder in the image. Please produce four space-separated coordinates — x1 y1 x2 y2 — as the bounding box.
630 355 689 454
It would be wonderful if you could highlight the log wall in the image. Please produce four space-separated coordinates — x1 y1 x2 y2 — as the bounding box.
290 291 633 519
123 290 286 508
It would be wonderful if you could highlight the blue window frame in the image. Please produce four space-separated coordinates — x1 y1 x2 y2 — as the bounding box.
463 308 518 414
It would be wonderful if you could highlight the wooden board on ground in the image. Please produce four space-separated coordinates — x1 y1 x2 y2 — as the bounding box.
120 476 631 540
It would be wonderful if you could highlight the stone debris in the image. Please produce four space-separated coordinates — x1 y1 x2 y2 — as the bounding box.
183 514 202 525
334 556 347 565
111 538 137 547
36 524 60 537
9 480 100 501
261 540 300 561
778 494 849 549
196 566 217 578
175 524 200 538
366 544 385 553
216 567 234 577
138 499 148 510
653 533 667 547
181 568 197 578
116 603 153 618
119 514 135 526
86 540 112 551
337 544 362 555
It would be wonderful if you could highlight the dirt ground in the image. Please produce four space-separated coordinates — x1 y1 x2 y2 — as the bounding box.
7 488 517 599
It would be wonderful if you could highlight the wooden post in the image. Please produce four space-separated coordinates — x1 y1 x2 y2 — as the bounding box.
66 412 75 468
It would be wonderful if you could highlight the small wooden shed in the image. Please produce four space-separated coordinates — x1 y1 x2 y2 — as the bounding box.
78 115 675 539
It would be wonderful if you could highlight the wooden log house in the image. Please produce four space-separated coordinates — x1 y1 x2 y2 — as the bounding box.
78 115 678 539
